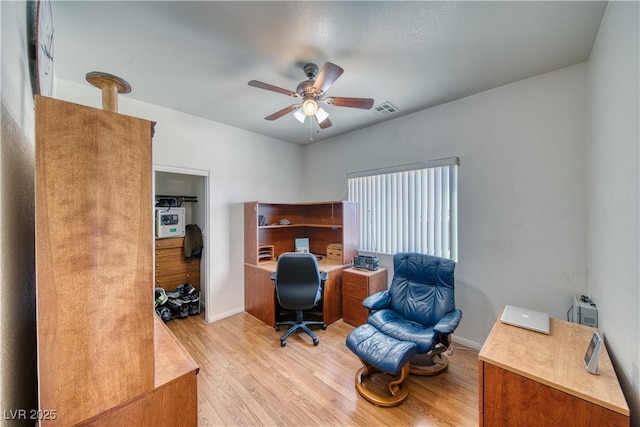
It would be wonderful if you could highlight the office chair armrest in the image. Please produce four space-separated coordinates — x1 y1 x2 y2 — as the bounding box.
362 290 391 310
270 271 277 281
318 271 328 293
433 309 462 335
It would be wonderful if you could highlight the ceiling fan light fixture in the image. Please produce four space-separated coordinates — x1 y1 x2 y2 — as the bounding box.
302 97 318 116
293 108 306 123
249 61 371 132
315 107 329 124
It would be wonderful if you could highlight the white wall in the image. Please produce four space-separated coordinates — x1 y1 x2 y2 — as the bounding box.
587 1 639 422
1 1 39 423
1 0 36 132
304 64 589 349
56 79 305 322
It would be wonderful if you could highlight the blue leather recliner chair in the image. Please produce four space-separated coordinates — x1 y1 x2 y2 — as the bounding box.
363 252 462 375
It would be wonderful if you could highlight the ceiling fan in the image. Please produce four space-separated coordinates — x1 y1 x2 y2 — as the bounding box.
248 62 374 130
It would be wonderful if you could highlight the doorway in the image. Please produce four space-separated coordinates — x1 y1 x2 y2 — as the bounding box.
153 165 210 320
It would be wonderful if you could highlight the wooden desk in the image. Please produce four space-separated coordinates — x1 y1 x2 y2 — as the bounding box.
245 258 346 327
78 317 199 426
478 314 629 426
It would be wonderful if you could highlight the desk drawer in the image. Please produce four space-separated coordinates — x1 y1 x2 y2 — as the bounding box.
343 270 369 287
343 295 369 326
343 281 368 299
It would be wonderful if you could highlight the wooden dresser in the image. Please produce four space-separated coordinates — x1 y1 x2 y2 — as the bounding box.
478 313 629 426
155 237 200 291
342 267 388 326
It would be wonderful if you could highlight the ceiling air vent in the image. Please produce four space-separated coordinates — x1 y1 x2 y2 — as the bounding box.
371 101 399 117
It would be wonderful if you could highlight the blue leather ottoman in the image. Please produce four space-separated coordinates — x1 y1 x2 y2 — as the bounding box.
346 324 418 406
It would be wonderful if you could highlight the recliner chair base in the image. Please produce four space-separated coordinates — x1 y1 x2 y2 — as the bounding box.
409 352 449 375
346 324 418 407
354 361 411 407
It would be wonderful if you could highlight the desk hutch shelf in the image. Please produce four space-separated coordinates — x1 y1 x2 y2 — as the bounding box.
244 201 357 265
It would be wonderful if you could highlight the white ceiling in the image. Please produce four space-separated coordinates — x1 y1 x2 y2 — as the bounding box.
51 1 606 145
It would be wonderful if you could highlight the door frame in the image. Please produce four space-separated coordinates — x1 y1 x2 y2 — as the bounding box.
153 164 211 321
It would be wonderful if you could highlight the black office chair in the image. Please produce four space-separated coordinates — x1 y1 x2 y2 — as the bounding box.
270 252 327 347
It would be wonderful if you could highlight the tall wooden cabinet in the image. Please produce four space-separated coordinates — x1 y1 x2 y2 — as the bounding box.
244 201 358 326
35 96 198 426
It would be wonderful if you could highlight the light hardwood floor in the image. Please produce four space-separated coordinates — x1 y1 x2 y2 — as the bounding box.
167 312 479 427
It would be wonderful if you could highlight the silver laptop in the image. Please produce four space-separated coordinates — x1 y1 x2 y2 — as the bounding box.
500 305 550 334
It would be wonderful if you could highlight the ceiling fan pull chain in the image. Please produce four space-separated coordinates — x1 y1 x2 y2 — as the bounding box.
309 118 314 141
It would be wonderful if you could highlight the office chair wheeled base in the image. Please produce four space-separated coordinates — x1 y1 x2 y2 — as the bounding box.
275 310 326 347
409 348 449 376
354 361 411 407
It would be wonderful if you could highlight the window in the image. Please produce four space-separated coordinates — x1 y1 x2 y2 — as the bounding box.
347 157 458 260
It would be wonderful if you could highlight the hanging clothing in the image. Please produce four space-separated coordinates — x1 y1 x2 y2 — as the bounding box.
184 224 203 262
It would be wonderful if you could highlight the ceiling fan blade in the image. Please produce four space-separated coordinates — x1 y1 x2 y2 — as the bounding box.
248 80 298 97
318 117 333 129
325 97 374 109
312 62 344 94
265 104 299 121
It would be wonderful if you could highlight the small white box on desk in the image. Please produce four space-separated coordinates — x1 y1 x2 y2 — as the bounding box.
569 294 598 328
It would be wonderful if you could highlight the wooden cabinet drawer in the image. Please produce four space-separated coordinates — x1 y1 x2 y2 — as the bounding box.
155 248 200 265
155 259 199 276
155 247 188 262
155 237 200 291
343 270 369 287
155 237 184 250
155 250 199 276
155 271 200 290
343 281 368 299
343 295 368 326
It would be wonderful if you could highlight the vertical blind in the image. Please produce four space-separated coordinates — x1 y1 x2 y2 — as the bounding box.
347 157 458 260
